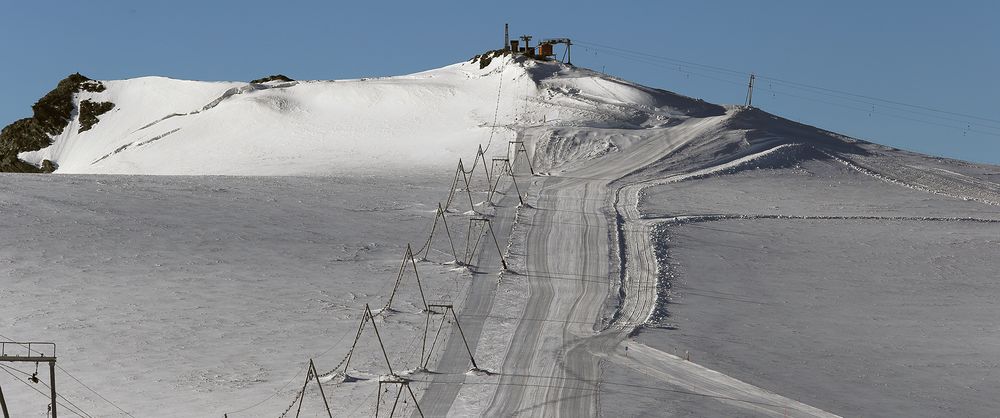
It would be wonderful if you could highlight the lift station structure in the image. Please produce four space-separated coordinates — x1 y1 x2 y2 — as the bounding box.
503 24 572 64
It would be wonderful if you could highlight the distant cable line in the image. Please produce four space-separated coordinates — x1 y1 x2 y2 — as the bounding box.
0 364 93 418
574 39 1000 135
0 333 135 417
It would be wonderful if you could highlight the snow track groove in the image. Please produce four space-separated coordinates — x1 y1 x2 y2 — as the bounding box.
824 149 1000 206
474 112 843 417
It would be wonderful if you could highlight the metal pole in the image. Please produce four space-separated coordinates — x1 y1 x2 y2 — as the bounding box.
438 203 460 263
49 361 56 418
386 245 410 310
464 219 473 265
343 306 369 371
388 384 403 417
519 143 536 175
309 360 334 418
467 220 485 267
478 145 492 187
487 222 509 270
293 364 310 418
504 24 509 50
420 208 440 261
506 160 525 206
406 245 429 311
0 381 10 418
405 383 425 418
449 308 479 370
420 309 430 367
462 167 476 213
375 382 382 417
486 164 501 204
366 306 396 376
421 314 447 369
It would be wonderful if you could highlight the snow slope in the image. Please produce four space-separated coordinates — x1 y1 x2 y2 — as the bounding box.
19 61 529 175
3 53 1000 417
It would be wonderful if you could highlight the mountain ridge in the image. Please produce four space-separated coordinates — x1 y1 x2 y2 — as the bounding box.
1 56 994 179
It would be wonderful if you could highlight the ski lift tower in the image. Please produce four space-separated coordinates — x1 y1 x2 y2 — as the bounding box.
0 342 57 418
539 38 572 65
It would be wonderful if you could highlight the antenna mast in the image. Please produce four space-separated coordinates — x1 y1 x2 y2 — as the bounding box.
745 73 756 108
504 23 509 50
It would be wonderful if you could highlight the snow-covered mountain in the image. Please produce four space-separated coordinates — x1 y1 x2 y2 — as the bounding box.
7 53 998 204
3 53 818 176
12 61 519 175
4 52 1000 417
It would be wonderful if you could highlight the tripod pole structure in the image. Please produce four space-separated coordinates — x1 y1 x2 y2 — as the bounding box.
291 360 334 418
511 141 536 176
385 244 428 312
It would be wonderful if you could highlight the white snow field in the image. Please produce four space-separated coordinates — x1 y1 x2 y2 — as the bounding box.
2 53 1000 417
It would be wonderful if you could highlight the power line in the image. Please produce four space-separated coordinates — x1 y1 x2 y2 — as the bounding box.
0 334 135 418
599 46 1000 137
225 266 407 416
53 364 135 418
574 39 1000 133
760 79 1000 132
761 73 1000 125
765 86 1000 137
0 363 94 418
575 40 745 77
483 55 510 153
577 45 746 87
0 364 91 418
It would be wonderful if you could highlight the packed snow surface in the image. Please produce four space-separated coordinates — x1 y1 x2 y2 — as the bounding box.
3 54 1000 417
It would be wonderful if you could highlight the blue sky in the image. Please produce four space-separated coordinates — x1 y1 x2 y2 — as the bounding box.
2 1 998 164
